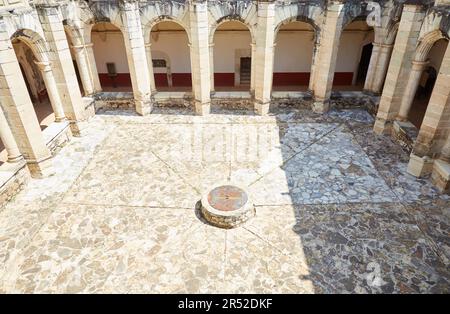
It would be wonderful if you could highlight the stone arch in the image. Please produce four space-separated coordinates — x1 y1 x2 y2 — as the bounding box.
385 21 399 45
63 22 84 47
143 16 191 46
10 29 51 63
60 0 96 45
146 18 192 90
209 16 255 45
414 29 447 62
274 15 320 44
82 0 123 44
342 2 366 30
335 13 376 89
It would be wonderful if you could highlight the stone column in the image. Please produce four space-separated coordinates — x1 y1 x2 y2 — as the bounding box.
253 1 276 115
440 135 450 162
364 42 394 94
308 38 319 92
71 44 96 95
85 43 102 92
310 2 345 113
373 4 426 135
397 60 429 121
431 133 450 193
250 42 256 96
145 43 156 93
407 43 450 177
189 0 211 115
0 107 22 163
0 32 53 177
121 0 153 115
34 61 66 122
37 4 87 136
209 43 215 93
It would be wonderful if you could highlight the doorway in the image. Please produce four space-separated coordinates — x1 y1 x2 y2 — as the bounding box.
240 57 251 85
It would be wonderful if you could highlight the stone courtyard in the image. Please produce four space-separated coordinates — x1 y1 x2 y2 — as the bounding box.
0 107 448 293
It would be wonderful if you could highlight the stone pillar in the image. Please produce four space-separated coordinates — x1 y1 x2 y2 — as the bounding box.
364 42 394 94
145 43 156 93
85 43 102 92
397 60 429 121
0 107 22 163
308 38 319 92
253 1 276 115
407 43 450 177
0 32 53 177
71 44 96 95
440 135 450 162
121 0 153 115
34 61 66 122
189 0 211 115
373 4 426 135
432 133 450 193
209 43 215 93
37 4 87 136
250 42 256 96
310 2 345 113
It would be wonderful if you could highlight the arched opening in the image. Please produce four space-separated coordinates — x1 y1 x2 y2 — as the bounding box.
12 39 55 129
334 19 374 91
213 20 252 91
150 21 191 91
409 38 449 128
272 21 315 91
1 35 64 165
91 22 130 91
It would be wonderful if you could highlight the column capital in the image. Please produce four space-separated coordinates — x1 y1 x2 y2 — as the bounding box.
372 42 394 49
34 60 52 72
71 43 93 50
118 0 139 11
411 59 430 71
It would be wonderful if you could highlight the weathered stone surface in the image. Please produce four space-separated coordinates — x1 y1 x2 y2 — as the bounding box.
0 107 448 293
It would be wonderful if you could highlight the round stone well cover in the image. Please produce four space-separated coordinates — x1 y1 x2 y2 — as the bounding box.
207 185 248 212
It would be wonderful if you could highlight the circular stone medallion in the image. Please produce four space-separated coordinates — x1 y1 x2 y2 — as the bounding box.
207 185 248 212
201 183 255 229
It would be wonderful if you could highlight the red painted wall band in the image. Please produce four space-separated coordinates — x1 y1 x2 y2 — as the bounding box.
214 73 235 86
99 72 354 88
273 73 310 86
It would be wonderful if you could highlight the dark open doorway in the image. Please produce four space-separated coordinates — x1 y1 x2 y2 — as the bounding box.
356 43 373 85
240 57 251 86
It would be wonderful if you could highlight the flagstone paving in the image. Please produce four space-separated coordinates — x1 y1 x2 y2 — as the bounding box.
0 107 448 293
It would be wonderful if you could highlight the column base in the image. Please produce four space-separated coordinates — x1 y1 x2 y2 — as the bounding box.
135 98 153 116
26 157 54 179
255 101 270 116
312 100 330 114
194 101 210 116
54 117 66 123
69 120 89 137
431 160 450 193
373 118 392 135
362 89 382 96
7 155 23 163
83 97 96 120
407 153 434 177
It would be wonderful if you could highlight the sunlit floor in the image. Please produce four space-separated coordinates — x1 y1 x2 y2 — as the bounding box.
0 106 448 293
